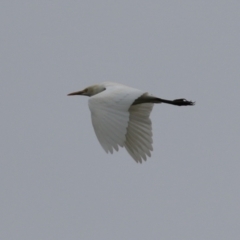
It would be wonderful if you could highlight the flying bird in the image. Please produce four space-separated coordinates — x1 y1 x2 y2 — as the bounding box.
68 82 194 163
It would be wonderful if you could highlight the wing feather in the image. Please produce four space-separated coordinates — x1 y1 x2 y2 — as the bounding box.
91 107 129 153
124 103 154 163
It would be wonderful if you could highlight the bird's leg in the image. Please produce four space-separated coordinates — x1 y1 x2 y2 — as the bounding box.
156 98 195 106
132 94 195 106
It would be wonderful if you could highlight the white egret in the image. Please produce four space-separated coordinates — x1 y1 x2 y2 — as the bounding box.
68 82 194 163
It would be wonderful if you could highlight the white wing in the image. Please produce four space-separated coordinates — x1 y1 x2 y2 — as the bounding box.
124 103 154 163
88 84 144 154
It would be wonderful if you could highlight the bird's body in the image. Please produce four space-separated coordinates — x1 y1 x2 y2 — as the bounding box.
68 82 194 163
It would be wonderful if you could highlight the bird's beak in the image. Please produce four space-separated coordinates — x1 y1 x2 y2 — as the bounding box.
67 90 85 96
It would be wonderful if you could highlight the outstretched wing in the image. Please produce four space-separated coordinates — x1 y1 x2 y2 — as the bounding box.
88 84 144 154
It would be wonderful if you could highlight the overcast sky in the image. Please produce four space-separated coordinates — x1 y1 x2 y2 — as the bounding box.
1 1 240 239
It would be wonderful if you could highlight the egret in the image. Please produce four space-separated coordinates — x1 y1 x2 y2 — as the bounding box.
68 82 194 163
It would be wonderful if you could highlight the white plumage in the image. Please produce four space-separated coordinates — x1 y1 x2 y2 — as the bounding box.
68 82 194 163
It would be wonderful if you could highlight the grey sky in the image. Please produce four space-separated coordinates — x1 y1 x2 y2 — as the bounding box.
1 1 240 239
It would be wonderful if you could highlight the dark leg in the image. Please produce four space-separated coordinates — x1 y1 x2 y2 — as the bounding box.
157 98 195 106
132 94 195 106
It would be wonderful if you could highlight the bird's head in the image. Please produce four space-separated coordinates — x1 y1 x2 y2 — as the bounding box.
68 84 106 97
